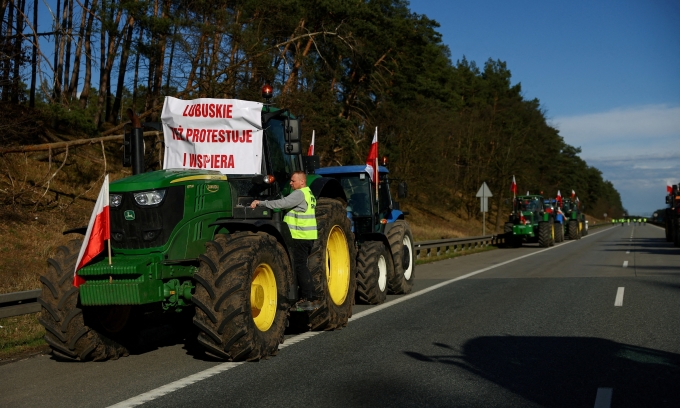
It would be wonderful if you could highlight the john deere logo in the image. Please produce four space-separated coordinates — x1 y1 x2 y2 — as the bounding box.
206 184 219 193
124 210 135 221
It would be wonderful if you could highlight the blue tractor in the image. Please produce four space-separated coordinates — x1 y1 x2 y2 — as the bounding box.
315 165 415 304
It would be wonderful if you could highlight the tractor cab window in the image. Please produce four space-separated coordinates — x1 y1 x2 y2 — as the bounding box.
378 177 391 213
339 175 372 217
519 198 540 212
264 119 301 193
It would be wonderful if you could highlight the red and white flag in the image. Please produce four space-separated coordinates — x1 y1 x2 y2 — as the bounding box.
74 175 111 287
571 189 576 199
365 127 378 182
667 183 673 194
307 130 315 156
556 190 562 204
510 176 517 194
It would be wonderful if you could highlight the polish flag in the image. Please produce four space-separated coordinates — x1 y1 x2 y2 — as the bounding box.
74 175 110 287
556 190 562 205
307 130 315 156
365 127 378 182
571 189 576 199
668 183 673 194
510 176 517 194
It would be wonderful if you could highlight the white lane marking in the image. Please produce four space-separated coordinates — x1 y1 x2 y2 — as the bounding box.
594 387 613 408
614 287 625 306
623 261 628 268
626 251 630 254
107 226 615 408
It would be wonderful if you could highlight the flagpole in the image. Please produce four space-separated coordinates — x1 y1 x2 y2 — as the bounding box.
375 156 379 202
108 240 112 265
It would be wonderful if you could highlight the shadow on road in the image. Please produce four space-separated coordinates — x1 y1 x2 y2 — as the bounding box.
404 336 680 407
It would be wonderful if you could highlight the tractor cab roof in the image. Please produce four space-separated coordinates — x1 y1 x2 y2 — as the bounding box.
315 165 389 175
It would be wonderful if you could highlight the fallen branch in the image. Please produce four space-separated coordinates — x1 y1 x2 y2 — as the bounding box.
0 131 162 154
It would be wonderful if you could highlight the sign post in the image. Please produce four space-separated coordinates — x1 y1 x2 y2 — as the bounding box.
476 182 493 235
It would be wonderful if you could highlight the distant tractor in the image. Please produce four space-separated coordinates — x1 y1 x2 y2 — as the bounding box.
504 194 555 248
315 165 415 304
561 198 586 239
666 184 679 246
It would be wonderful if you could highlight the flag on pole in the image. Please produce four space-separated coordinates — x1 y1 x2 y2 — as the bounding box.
307 130 315 156
365 127 378 182
526 191 530 196
571 189 576 199
74 175 111 287
510 176 517 195
667 183 673 194
556 190 562 205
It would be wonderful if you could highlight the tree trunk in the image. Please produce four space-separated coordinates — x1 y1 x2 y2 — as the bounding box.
78 0 97 109
29 0 37 106
93 1 123 128
11 0 24 103
67 0 90 101
109 15 134 124
63 0 73 95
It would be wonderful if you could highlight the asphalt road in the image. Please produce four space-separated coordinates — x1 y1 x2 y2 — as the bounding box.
1 224 678 407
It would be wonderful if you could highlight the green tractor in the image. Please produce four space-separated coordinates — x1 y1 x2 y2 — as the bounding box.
38 95 356 362
666 184 679 246
504 195 555 248
315 165 415 305
560 198 586 239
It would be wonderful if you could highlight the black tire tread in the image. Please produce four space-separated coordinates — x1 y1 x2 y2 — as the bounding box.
355 241 391 305
387 220 416 294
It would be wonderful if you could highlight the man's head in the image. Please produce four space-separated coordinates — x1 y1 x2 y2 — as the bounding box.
290 171 307 190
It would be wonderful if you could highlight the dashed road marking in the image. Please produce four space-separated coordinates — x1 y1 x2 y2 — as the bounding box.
623 261 628 268
615 287 625 307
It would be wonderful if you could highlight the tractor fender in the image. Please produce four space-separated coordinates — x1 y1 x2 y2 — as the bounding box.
309 177 347 203
359 233 391 255
386 209 404 223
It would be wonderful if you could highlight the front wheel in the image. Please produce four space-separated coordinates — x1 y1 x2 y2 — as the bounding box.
355 241 393 305
193 232 292 361
39 239 131 361
307 198 357 331
387 220 416 294
554 222 564 243
568 220 580 240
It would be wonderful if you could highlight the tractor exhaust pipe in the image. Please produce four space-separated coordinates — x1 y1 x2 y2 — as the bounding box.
125 109 145 175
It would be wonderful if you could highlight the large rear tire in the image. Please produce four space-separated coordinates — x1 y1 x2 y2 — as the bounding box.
554 222 564 243
39 239 131 361
538 221 552 248
568 220 580 240
308 198 357 331
355 241 392 305
387 220 416 294
193 232 292 361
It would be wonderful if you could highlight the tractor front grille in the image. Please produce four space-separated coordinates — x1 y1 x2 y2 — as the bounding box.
110 186 185 249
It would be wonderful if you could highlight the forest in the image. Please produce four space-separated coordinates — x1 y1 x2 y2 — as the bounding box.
0 0 625 229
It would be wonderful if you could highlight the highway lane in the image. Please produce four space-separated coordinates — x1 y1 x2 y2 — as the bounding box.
1 225 678 407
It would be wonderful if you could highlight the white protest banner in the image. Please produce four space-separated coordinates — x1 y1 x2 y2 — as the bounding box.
161 97 263 174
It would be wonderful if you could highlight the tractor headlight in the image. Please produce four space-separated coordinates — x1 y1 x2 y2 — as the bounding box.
110 194 123 208
133 190 166 206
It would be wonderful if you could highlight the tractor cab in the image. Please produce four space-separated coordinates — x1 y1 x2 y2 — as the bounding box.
315 165 404 241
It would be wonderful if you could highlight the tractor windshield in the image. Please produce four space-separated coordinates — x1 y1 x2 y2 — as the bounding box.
340 175 372 217
518 198 540 212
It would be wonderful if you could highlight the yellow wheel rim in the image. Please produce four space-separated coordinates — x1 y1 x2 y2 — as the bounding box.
251 263 277 332
326 225 350 306
551 224 555 240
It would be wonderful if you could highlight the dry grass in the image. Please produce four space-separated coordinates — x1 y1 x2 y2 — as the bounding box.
0 314 48 362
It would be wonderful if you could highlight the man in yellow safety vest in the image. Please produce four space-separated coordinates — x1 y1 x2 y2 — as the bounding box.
251 171 321 310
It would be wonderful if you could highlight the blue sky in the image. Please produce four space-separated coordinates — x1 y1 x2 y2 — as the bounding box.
407 0 680 216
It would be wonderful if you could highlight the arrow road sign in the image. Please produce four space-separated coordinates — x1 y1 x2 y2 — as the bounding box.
476 182 493 198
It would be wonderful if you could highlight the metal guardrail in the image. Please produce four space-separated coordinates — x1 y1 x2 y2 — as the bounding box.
0 235 504 319
0 289 42 319
414 235 503 259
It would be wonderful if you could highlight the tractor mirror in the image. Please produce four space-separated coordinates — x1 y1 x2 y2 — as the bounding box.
398 181 408 198
666 196 671 204
286 118 301 142
285 141 301 155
